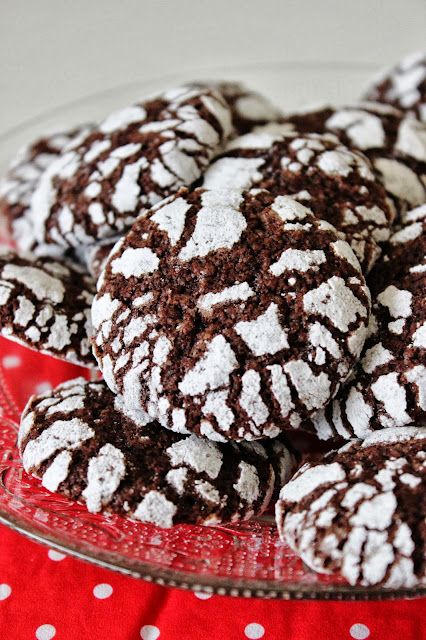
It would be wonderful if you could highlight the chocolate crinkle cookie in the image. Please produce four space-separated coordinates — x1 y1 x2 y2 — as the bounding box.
19 377 294 527
92 187 371 441
275 102 426 218
0 124 93 252
201 130 394 273
305 203 426 441
0 248 97 367
29 83 236 249
276 427 426 588
362 51 426 123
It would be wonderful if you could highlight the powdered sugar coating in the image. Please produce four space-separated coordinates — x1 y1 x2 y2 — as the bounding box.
276 428 426 587
30 83 235 248
19 378 289 527
215 81 283 134
234 303 289 356
178 190 246 261
92 187 370 441
0 249 96 367
304 204 426 440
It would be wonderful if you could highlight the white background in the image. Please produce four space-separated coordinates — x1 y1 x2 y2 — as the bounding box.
0 0 425 135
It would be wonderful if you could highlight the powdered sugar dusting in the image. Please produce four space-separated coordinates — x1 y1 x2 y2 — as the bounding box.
82 444 126 513
23 418 94 471
178 335 237 396
202 390 234 432
303 276 368 332
166 435 223 479
133 490 177 528
202 157 265 190
395 117 426 162
271 196 313 223
377 286 412 318
239 370 269 428
100 105 147 134
362 343 394 374
42 450 73 492
362 426 426 447
326 108 385 150
279 462 345 502
345 388 374 438
270 248 326 276
235 303 289 356
111 247 160 278
178 189 246 261
267 364 294 418
284 360 331 411
151 196 192 246
2 264 65 303
233 461 260 503
198 282 254 311
371 373 411 427
373 158 425 206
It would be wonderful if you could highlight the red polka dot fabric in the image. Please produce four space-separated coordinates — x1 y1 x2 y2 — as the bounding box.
0 339 424 639
0 524 424 639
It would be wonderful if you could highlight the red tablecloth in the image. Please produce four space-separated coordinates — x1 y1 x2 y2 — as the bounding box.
0 341 424 640
0 523 424 640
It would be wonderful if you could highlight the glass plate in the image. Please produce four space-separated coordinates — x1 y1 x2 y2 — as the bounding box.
0 62 424 601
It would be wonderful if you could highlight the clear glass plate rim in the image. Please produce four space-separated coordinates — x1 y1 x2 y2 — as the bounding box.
1 508 424 601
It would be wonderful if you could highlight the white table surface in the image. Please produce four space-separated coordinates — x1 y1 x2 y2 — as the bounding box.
0 0 425 138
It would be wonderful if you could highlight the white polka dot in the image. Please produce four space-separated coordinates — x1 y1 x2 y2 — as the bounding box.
0 584 11 600
36 382 53 394
48 549 66 561
194 591 212 599
2 355 21 369
140 625 160 640
350 624 371 639
93 583 113 599
35 625 56 640
245 623 265 639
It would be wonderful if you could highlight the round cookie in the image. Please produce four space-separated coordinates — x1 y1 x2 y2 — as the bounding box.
92 187 371 441
201 131 394 273
30 83 234 249
19 377 294 527
277 102 426 217
0 124 93 252
0 248 96 367
276 427 426 588
216 81 283 135
362 51 426 122
305 204 426 441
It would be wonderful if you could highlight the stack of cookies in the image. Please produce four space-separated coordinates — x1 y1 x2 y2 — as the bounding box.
1 52 425 590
